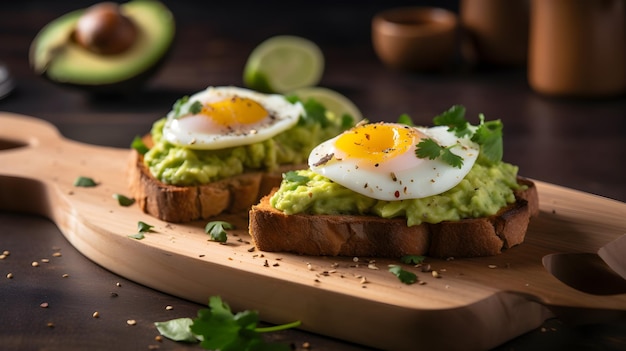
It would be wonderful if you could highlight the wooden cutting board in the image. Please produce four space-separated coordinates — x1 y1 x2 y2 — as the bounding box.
1 112 625 351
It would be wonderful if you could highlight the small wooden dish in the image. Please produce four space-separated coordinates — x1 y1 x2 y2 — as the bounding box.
372 7 458 71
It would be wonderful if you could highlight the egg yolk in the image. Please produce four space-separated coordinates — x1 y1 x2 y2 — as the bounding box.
201 96 268 126
335 123 419 166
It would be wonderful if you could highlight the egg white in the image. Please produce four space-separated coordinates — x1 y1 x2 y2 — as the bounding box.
162 86 303 150
308 124 479 201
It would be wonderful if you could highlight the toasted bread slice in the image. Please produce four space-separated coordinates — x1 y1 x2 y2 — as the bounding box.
127 148 305 223
249 178 539 258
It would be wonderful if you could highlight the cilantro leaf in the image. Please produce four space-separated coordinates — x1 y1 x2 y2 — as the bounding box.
415 138 443 160
189 296 298 351
433 105 472 137
388 265 417 285
171 96 190 118
283 171 309 184
171 96 204 119
113 193 135 207
73 176 97 187
300 98 330 128
155 318 200 343
128 233 145 240
205 221 233 243
415 138 464 169
396 113 415 126
189 100 203 115
131 136 150 155
400 255 426 265
471 114 503 164
138 221 154 233
440 148 464 169
129 221 154 240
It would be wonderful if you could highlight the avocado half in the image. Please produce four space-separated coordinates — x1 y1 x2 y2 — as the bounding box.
29 0 175 94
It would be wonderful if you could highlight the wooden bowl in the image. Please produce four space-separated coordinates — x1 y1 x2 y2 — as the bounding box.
372 7 458 71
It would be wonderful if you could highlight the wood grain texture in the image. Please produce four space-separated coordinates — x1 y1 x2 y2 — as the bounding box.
1 113 625 351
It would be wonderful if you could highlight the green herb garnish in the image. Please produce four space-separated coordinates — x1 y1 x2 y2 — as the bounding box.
415 138 465 169
73 176 97 187
396 113 415 126
131 136 150 155
205 221 233 243
155 296 300 351
415 105 504 167
129 221 154 240
283 170 309 184
388 265 417 285
113 193 135 207
171 96 203 119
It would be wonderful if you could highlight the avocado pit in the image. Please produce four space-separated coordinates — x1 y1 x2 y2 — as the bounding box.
74 2 138 55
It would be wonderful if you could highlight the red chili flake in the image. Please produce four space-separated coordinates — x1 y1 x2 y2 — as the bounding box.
394 190 400 198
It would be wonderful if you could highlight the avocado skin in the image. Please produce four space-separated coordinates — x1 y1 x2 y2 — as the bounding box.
29 0 175 95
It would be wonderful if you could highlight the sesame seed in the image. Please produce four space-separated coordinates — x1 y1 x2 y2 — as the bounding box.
488 265 497 269
52 252 62 257
62 274 69 278
47 322 55 328
40 302 49 308
92 311 100 318
0 254 6 260
165 305 173 311
41 258 50 263
126 319 137 326
6 272 13 279
2 250 9 256
31 261 39 267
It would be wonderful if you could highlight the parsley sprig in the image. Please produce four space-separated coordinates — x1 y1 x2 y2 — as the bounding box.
155 296 300 351
171 96 203 119
205 221 233 243
413 105 504 168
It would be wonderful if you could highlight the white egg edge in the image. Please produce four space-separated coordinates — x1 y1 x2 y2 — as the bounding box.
162 86 303 149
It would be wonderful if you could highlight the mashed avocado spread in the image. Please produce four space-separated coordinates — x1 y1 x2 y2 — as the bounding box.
143 97 352 186
270 161 522 226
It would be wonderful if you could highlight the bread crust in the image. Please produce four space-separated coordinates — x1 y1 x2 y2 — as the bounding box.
249 178 539 258
127 148 303 223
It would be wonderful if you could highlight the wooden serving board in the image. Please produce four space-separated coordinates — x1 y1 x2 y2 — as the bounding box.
1 112 625 351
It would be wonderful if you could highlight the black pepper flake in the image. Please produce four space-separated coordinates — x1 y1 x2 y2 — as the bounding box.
390 172 397 182
263 260 269 267
374 163 379 167
312 153 334 167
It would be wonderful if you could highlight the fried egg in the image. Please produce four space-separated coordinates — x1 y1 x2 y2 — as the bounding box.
162 86 303 149
308 122 479 201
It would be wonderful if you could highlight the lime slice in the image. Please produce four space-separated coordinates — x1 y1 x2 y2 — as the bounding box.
289 87 363 122
243 35 324 94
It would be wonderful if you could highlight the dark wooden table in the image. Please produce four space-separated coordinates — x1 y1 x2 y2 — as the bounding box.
1 1 625 350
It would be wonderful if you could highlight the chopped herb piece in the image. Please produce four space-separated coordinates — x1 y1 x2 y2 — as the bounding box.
128 233 145 240
283 171 309 184
73 176 97 187
131 136 149 155
341 114 355 129
471 114 503 164
138 221 154 233
400 255 426 265
415 138 464 169
171 96 190 118
113 194 135 207
205 221 233 243
189 296 299 351
189 100 203 114
396 113 414 126
433 105 471 137
154 318 199 343
388 265 417 285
